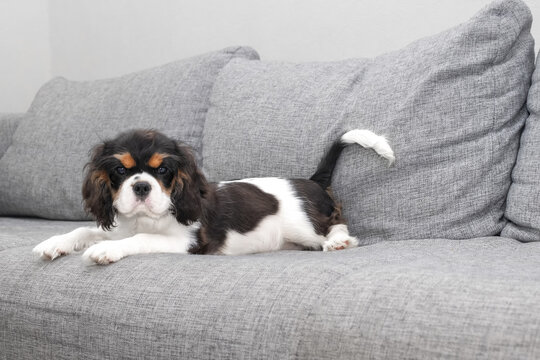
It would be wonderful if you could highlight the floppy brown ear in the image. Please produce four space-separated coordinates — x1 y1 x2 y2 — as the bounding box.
171 145 208 225
82 144 116 230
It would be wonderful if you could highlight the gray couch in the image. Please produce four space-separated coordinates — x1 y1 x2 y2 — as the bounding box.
2 0 540 358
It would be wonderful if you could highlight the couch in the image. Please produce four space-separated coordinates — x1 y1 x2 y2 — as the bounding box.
2 0 540 358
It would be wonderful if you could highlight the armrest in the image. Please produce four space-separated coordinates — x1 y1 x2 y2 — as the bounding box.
0 113 24 158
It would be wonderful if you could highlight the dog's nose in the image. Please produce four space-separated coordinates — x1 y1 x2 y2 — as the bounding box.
133 181 151 198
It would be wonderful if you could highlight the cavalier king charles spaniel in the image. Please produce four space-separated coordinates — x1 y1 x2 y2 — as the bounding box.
33 129 394 264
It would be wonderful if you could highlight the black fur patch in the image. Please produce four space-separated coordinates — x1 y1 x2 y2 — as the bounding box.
189 182 279 254
309 139 346 190
290 179 345 236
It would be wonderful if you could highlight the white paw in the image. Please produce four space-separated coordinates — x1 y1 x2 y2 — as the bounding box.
323 234 359 251
82 241 124 265
33 234 78 260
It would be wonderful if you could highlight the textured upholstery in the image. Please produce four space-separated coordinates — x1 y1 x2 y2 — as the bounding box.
1 217 539 359
1 0 539 358
0 113 23 159
0 47 259 220
502 50 540 242
202 0 535 244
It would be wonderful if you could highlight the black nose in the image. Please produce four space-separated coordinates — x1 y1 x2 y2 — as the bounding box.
133 181 151 198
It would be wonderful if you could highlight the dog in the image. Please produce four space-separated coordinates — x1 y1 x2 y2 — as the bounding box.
33 129 394 264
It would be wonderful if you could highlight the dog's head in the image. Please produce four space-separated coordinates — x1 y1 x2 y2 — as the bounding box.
82 129 207 230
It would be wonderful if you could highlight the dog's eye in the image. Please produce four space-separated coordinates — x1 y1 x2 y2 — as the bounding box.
116 166 127 175
157 167 168 175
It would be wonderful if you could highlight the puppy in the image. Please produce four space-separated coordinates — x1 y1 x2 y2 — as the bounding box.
33 129 394 264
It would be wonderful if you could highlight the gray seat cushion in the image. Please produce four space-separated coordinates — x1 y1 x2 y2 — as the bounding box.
1 219 539 359
202 0 535 245
0 46 258 221
502 50 540 242
0 217 92 251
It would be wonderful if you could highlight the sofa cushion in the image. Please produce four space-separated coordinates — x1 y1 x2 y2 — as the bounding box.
1 229 540 359
502 50 540 242
202 0 535 244
0 217 92 251
0 47 259 220
0 113 23 159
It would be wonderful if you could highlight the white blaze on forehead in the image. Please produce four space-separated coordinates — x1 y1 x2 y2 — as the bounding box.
114 172 172 218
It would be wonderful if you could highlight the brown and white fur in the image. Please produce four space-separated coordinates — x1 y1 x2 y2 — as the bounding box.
33 129 394 264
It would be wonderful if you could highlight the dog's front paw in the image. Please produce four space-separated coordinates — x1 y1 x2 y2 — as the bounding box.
33 234 77 260
82 241 124 265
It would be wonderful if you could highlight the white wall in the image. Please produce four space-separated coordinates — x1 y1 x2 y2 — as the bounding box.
2 0 540 112
0 0 50 113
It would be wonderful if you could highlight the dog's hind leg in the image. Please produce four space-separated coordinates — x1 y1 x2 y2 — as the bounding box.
322 224 359 251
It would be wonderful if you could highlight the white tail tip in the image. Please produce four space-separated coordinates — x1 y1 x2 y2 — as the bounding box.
341 129 395 166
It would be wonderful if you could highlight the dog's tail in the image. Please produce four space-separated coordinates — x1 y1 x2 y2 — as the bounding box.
309 129 395 190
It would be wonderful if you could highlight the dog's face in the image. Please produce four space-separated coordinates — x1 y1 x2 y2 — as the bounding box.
82 130 207 230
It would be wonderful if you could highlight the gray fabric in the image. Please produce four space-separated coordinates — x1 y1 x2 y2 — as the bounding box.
0 47 259 220
0 217 93 251
502 50 540 242
0 113 24 159
202 0 535 245
1 224 539 359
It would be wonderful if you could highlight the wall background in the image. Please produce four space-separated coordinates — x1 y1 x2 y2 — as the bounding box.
1 0 50 113
2 0 539 112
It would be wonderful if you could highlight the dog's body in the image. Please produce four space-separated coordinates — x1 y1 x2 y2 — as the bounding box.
33 129 394 264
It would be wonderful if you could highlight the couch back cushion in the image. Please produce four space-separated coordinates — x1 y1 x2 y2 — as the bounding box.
0 47 258 220
202 0 534 244
0 113 23 159
502 50 540 242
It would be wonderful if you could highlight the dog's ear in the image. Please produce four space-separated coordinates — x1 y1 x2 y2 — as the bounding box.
82 144 116 230
171 144 208 225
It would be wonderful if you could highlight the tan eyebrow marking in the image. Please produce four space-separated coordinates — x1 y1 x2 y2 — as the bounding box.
148 153 168 168
114 152 136 169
